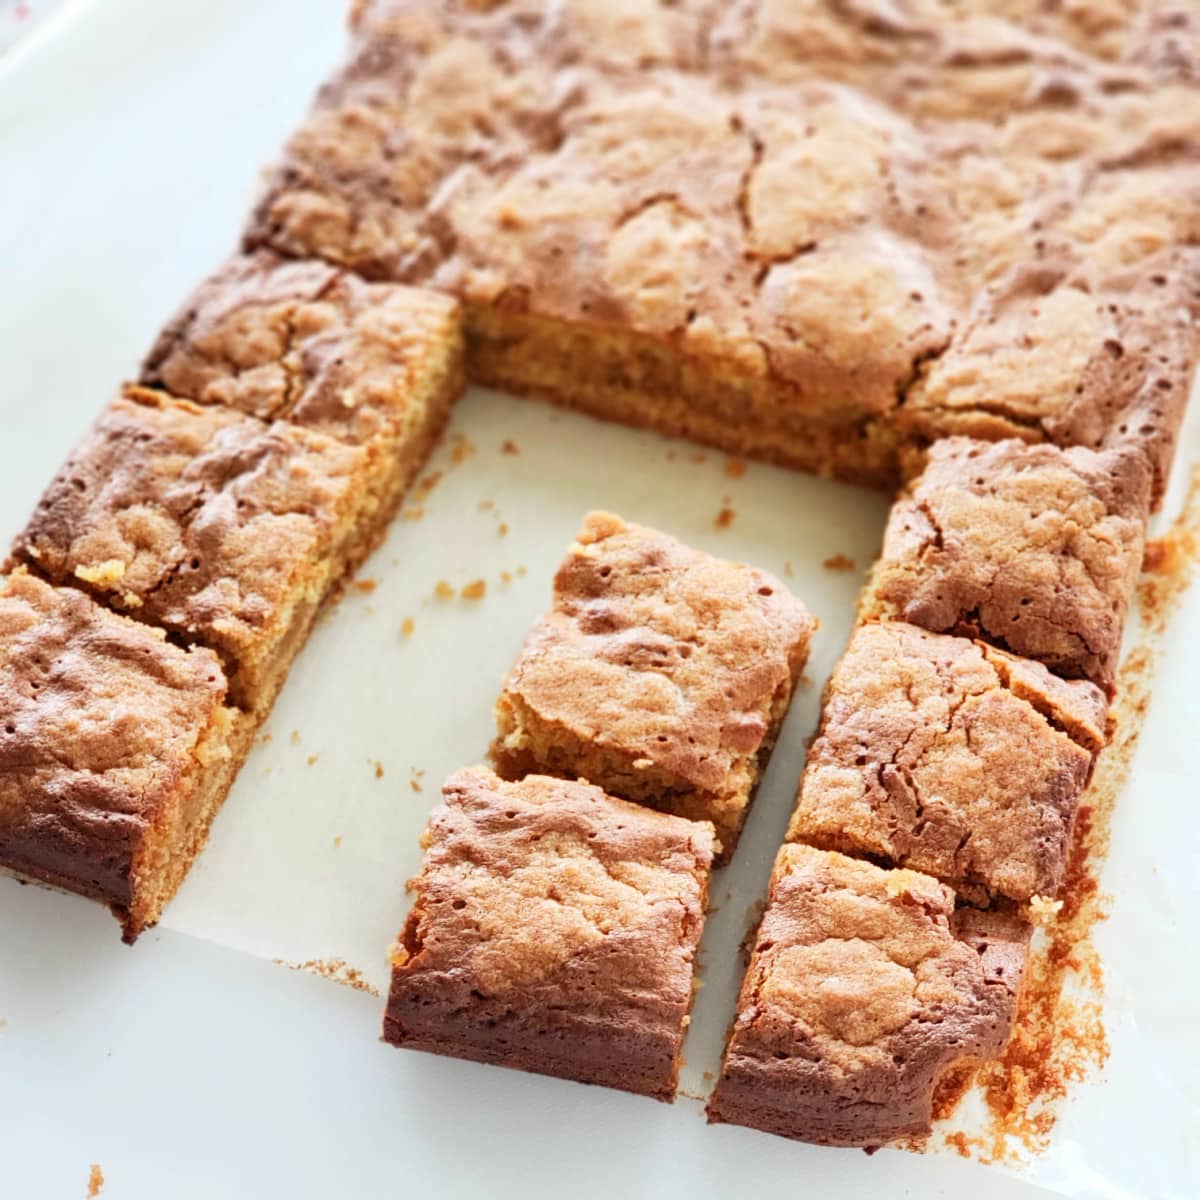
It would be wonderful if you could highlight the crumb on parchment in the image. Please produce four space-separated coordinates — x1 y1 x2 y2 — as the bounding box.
461 579 487 600
715 506 735 529
822 554 856 572
401 617 415 637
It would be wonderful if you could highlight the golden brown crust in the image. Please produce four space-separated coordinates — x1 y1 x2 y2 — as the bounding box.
707 844 1028 1148
11 389 374 712
249 0 1200 498
787 622 1108 903
491 511 814 859
864 437 1151 692
0 570 240 940
141 250 463 447
383 767 714 1100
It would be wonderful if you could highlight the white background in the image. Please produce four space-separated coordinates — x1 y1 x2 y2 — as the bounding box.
0 2 1196 1197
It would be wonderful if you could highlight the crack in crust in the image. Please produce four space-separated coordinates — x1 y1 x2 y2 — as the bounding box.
787 621 1107 903
863 436 1152 692
707 844 1028 1148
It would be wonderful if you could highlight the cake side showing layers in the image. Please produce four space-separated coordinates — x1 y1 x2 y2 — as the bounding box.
787 621 1107 904
862 437 1152 693
0 569 250 942
10 388 381 714
248 0 1200 497
706 844 1028 1148
491 510 815 861
384 767 715 1100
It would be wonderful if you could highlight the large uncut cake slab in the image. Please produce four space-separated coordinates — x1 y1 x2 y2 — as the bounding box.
249 0 1199 500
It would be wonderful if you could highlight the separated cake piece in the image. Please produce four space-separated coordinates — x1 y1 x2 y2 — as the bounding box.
788 622 1108 904
384 767 715 1100
141 251 464 519
862 437 1151 693
0 570 249 942
707 844 1028 1148
11 388 382 713
491 512 814 862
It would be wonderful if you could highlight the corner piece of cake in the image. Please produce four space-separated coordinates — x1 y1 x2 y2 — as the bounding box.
491 511 815 862
788 621 1108 904
0 569 250 942
707 844 1028 1148
864 437 1151 693
11 387 384 714
140 250 464 519
383 767 715 1100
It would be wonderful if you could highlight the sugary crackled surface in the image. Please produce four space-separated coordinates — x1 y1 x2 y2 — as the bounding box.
392 767 713 1012
867 436 1151 691
494 511 813 827
709 843 1027 1146
11 389 368 683
141 251 462 445
787 622 1108 902
0 570 229 899
251 0 1200 483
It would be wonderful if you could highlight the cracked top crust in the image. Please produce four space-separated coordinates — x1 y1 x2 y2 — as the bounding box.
711 843 1026 1147
0 570 229 904
494 511 813 806
251 0 1200 485
141 251 462 446
12 389 369 704
392 767 713 1010
866 436 1151 692
787 621 1107 902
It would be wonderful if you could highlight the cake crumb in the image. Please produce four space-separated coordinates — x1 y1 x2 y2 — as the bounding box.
434 580 455 599
516 565 527 577
290 730 301 745
822 554 856 572
461 579 487 601
414 470 443 501
498 522 509 537
724 458 747 479
501 439 520 455
500 570 514 585
715 506 735 529
352 578 378 594
450 434 476 465
307 754 320 766
86 1165 104 1198
410 767 426 793
259 731 272 746
275 958 380 997
783 560 794 577
401 617 415 637
373 760 385 779
402 505 425 521
332 835 342 848
1028 894 1064 925
478 498 494 511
